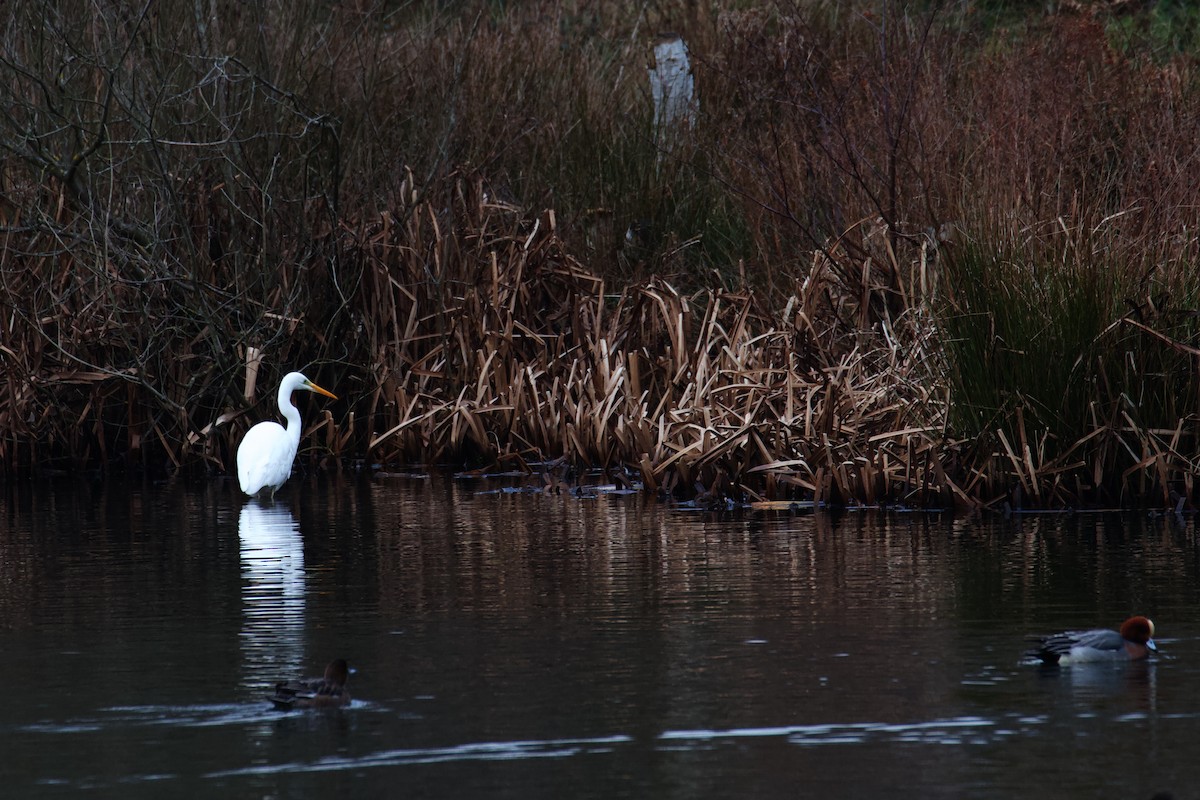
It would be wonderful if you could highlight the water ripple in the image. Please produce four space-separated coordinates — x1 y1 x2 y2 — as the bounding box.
17 702 332 734
659 716 997 747
205 735 635 777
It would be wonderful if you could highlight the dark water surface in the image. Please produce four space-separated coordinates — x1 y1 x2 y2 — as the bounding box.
2 475 1199 798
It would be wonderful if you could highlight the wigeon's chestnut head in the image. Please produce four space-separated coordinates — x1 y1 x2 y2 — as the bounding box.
269 659 352 710
1120 617 1156 649
1027 616 1156 665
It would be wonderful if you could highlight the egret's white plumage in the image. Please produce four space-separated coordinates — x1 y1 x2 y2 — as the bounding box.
237 371 337 498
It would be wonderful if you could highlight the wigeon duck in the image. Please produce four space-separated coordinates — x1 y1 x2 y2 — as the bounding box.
269 659 352 709
1027 616 1156 665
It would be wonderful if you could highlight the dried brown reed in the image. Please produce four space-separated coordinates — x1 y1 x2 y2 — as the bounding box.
349 174 947 505
3 1 1200 509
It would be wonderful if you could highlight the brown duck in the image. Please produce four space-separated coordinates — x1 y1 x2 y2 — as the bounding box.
269 659 352 709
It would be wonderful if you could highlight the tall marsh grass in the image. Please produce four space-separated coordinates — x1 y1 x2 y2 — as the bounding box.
940 227 1200 506
2 0 1200 508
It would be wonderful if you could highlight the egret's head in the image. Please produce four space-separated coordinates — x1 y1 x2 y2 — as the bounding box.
282 371 337 400
301 377 338 400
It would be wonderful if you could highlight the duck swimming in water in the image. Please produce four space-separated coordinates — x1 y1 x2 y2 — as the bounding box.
269 659 352 709
1026 617 1156 665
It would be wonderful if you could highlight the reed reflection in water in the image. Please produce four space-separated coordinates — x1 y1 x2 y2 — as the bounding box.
1 478 1198 799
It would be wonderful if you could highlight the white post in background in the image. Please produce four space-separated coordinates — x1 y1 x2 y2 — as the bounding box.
649 32 696 155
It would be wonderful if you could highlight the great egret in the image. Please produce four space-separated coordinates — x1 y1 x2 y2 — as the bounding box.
237 371 338 498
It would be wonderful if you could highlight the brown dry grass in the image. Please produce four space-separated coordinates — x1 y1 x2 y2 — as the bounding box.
347 175 947 505
3 1 1200 509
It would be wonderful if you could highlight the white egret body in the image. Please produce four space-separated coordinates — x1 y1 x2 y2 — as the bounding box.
237 371 338 498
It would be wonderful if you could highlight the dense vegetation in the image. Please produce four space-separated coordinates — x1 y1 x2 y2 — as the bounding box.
3 0 1200 509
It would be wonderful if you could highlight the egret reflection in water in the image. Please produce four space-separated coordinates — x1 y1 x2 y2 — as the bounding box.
238 502 306 689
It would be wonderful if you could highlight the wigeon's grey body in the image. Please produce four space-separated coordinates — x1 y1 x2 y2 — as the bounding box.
1027 616 1156 665
269 659 352 709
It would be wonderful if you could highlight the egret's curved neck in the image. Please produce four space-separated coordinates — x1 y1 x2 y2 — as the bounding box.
277 383 303 443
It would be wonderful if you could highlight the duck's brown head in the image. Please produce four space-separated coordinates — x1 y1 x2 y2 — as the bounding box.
324 659 350 686
1119 616 1155 645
